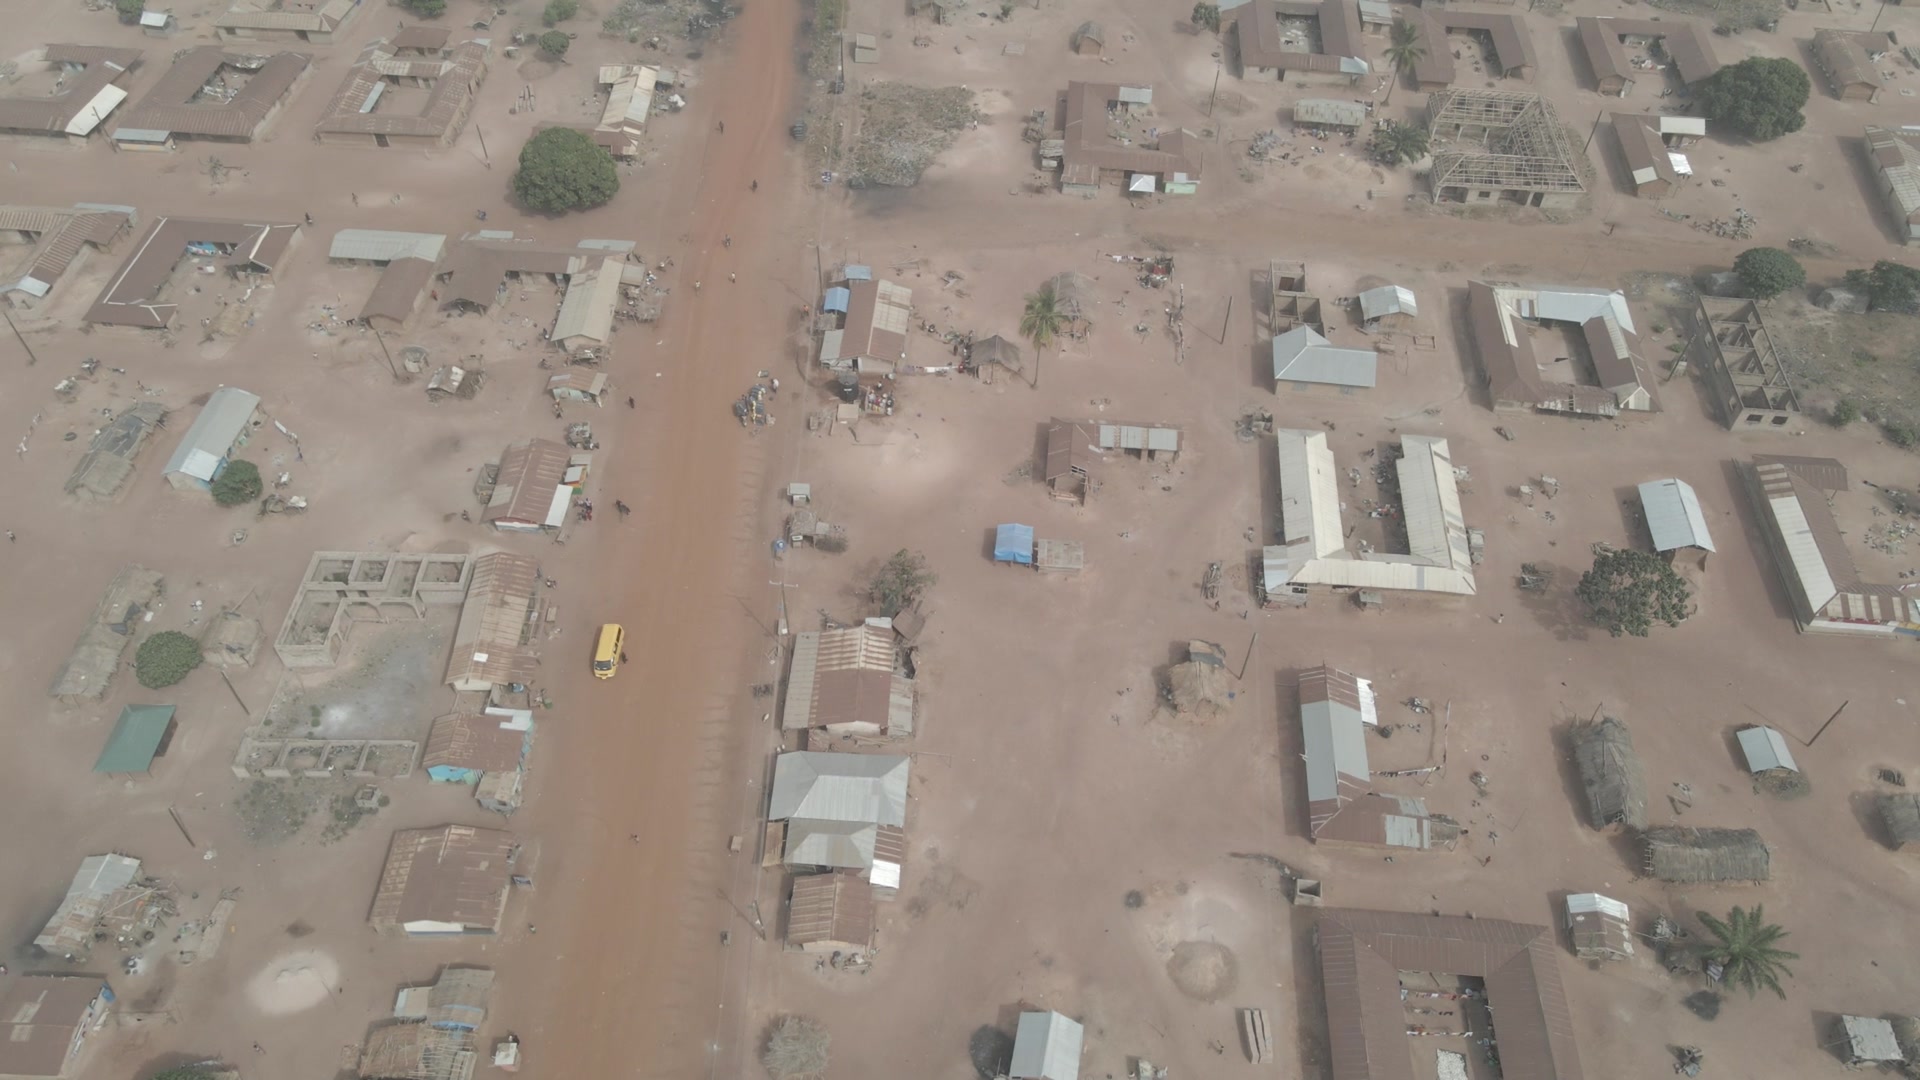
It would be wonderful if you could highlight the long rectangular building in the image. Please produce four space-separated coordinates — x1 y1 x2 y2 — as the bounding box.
112 47 309 148
1866 125 1920 246
1742 455 1914 635
1576 17 1719 95
1401 10 1535 89
0 45 142 140
1466 281 1651 416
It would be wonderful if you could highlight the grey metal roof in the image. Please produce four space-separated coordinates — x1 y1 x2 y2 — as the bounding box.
784 819 877 869
1301 690 1369 803
1294 98 1368 129
1011 1010 1083 1080
1841 1016 1902 1062
1736 726 1799 774
1096 423 1179 452
1358 284 1416 321
163 386 260 480
329 229 446 263
1637 478 1715 553
769 752 909 826
1272 326 1378 388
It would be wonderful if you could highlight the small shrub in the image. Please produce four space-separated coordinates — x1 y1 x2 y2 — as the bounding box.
539 30 571 57
1831 399 1860 426
542 0 578 25
1885 422 1916 448
814 533 849 554
114 0 144 22
211 459 263 506
135 630 203 689
400 0 446 16
1190 1 1221 31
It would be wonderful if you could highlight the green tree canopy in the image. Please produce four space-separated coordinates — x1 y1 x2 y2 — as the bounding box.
512 128 619 213
1019 285 1066 351
538 30 571 57
1382 19 1426 104
135 631 203 689
1694 905 1797 999
543 0 578 25
1732 247 1804 300
1576 547 1693 637
867 549 935 616
399 0 446 17
1190 2 1221 32
211 459 262 507
1371 120 1429 165
1844 260 1920 315
1694 57 1808 142
114 0 145 22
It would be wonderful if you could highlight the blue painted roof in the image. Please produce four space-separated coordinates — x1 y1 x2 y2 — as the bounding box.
843 264 872 281
994 523 1035 564
823 286 851 313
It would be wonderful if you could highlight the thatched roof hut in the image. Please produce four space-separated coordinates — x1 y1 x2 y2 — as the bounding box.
1641 827 1771 883
1046 271 1099 333
973 334 1023 374
1165 640 1232 718
1879 793 1920 851
1570 717 1647 830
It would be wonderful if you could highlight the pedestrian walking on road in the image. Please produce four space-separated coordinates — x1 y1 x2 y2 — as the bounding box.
5 530 13 542
693 281 701 292
717 120 725 134
627 396 635 408
751 180 758 192
729 272 736 284
723 235 731 248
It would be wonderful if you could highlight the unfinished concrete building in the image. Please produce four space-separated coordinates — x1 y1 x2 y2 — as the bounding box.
273 551 475 669
1695 296 1801 429
1426 89 1585 209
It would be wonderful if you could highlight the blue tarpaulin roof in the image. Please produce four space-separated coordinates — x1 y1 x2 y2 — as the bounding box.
843 265 872 281
823 286 851 313
994 523 1035 564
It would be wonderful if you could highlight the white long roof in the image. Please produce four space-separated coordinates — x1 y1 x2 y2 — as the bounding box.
330 229 446 263
1638 478 1715 552
1011 1011 1084 1080
1271 326 1378 388
1268 430 1476 595
551 255 623 344
769 752 909 826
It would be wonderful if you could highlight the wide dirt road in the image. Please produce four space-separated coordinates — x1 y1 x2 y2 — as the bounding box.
504 2 802 1075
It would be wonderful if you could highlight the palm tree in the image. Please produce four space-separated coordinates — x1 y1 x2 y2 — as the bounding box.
1694 905 1797 999
1020 284 1065 351
1371 120 1429 166
1383 19 1426 105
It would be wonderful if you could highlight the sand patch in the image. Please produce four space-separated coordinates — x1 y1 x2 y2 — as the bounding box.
246 949 340 1015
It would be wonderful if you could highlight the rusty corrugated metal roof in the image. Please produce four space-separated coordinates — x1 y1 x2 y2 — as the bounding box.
1318 909 1583 1080
368 824 514 933
116 48 310 140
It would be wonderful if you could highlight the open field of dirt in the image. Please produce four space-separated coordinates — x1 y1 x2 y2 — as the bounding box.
1 0 1918 1076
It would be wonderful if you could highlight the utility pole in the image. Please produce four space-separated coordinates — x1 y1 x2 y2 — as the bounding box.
1804 700 1848 747
475 123 491 166
3 309 39 366
372 327 400 380
1207 65 1221 118
1582 110 1604 155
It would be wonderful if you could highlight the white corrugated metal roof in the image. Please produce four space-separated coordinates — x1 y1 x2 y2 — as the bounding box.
1533 287 1637 335
1096 424 1179 452
1765 492 1839 614
1657 116 1706 137
1301 694 1369 803
163 386 260 479
1115 85 1153 105
1295 98 1368 129
1275 429 1344 560
1736 726 1799 773
784 819 876 869
1399 435 1472 572
1272 326 1378 387
819 328 846 364
769 752 909 826
1358 284 1416 321
66 84 128 136
1011 1011 1084 1080
551 256 622 344
1567 892 1629 921
1669 152 1693 176
1638 478 1715 552
329 229 446 263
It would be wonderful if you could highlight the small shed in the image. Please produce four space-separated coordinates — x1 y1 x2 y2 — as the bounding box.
1011 1010 1084 1080
1035 538 1084 574
547 371 609 405
1735 725 1798 775
852 33 880 63
1565 892 1633 962
1880 793 1920 851
1357 284 1417 326
994 523 1035 565
1641 826 1771 883
1638 478 1715 560
786 871 875 954
1294 99 1368 132
93 704 176 775
1571 717 1647 830
140 10 176 34
1838 1015 1904 1067
972 334 1024 375
163 387 261 491
1073 21 1105 55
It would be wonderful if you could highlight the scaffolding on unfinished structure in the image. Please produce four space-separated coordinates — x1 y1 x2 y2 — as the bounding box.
1425 89 1585 200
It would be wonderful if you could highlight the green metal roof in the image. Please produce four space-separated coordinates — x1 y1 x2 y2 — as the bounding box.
93 704 175 774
